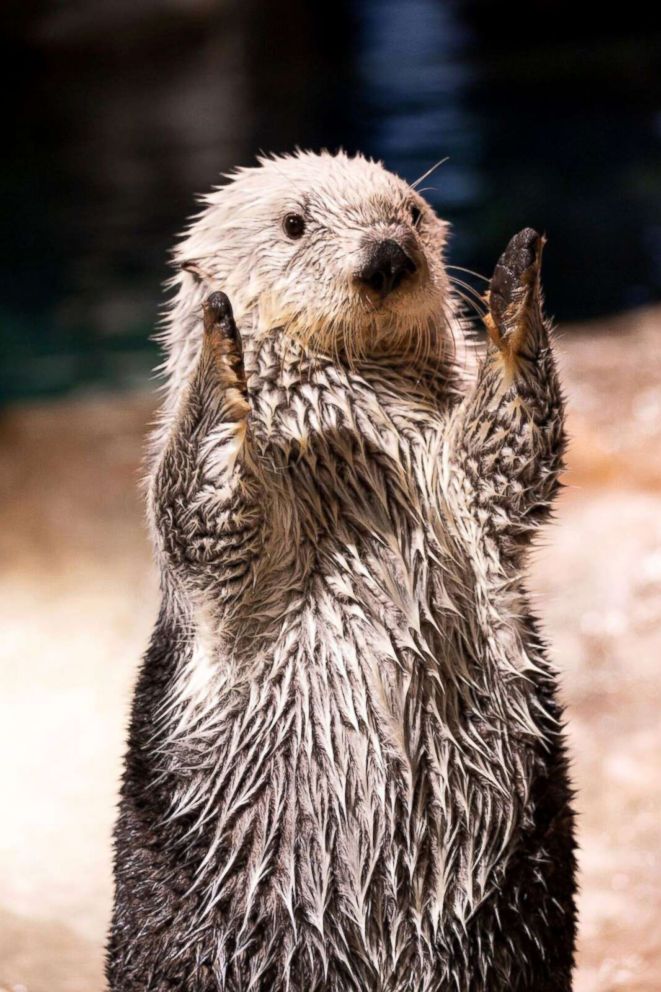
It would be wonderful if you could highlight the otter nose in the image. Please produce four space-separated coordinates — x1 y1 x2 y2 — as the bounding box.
357 240 417 298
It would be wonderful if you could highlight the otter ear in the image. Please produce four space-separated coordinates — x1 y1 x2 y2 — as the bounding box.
179 259 210 282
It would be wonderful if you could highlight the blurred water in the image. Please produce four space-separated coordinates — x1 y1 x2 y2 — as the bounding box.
1 0 659 402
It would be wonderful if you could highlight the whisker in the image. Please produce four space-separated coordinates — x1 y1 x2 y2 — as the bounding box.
450 290 486 324
411 156 450 190
451 288 484 323
447 264 490 284
449 276 488 313
455 290 484 319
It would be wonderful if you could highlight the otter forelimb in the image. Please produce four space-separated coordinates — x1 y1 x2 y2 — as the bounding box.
447 228 565 548
150 292 263 601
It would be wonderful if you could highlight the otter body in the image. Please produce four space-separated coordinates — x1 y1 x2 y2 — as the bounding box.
108 152 576 991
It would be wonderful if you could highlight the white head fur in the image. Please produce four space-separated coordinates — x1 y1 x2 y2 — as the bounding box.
159 150 455 412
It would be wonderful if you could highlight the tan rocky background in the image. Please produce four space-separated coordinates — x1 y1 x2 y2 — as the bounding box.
1 307 660 991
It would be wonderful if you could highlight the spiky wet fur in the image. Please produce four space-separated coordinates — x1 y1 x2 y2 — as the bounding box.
108 152 576 991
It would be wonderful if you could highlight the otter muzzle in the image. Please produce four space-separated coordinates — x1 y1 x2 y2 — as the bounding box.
357 239 417 299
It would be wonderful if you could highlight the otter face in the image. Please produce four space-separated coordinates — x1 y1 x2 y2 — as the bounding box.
175 150 452 361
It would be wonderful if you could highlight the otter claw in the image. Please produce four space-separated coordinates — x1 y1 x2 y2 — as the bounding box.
202 291 247 394
486 228 545 354
203 291 240 343
490 229 542 323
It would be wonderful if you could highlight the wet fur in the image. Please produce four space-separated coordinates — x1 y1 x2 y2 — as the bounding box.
108 152 576 991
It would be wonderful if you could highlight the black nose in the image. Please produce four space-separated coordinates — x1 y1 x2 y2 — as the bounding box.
357 240 417 297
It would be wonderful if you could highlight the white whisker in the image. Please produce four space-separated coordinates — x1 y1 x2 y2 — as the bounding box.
411 156 450 190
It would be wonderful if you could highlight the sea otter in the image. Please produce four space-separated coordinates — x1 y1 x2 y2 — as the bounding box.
108 150 576 991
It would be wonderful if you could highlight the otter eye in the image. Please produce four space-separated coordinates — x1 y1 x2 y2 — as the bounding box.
283 213 305 239
410 203 422 227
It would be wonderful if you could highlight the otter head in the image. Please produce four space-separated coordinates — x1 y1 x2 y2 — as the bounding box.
164 150 454 397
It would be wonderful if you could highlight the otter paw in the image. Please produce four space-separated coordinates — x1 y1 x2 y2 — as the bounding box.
202 291 247 397
204 291 239 340
486 228 545 358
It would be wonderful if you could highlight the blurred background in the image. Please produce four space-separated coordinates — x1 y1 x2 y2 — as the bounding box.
1 1 660 989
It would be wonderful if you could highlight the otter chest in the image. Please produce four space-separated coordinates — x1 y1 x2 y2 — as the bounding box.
161 380 540 955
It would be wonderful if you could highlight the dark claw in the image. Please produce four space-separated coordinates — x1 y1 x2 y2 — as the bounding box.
204 292 239 341
202 290 246 384
490 228 542 327
203 291 239 343
206 290 233 320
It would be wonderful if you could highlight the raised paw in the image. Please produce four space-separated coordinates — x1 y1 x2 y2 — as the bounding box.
202 291 247 397
485 228 546 360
